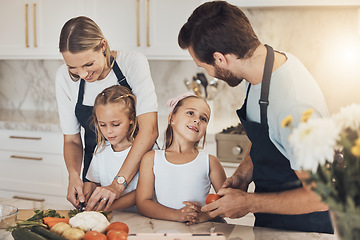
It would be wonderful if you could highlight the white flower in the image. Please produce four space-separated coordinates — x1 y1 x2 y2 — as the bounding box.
333 103 360 132
289 118 340 173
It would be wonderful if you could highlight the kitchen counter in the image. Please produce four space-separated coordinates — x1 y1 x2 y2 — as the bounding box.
0 198 337 240
0 109 61 132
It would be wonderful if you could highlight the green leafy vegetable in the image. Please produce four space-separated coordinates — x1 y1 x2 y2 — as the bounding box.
6 209 64 232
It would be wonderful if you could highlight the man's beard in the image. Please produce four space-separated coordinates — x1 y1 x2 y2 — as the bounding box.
214 64 243 87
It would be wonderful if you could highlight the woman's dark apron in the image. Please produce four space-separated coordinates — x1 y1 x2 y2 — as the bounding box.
236 45 333 233
75 59 131 181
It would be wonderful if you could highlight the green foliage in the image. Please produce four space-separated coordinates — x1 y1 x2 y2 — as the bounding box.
6 209 64 232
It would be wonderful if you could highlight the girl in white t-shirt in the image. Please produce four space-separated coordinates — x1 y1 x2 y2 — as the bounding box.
85 85 138 211
136 93 226 225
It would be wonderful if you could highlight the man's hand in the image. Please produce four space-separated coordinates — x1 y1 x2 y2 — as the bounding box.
85 181 124 212
201 188 252 219
67 176 85 208
223 144 253 191
222 173 250 191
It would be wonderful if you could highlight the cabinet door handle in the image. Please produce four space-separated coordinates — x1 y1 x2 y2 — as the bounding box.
11 155 43 161
13 196 45 202
146 0 150 47
136 0 140 46
9 136 42 140
24 4 29 48
32 3 37 48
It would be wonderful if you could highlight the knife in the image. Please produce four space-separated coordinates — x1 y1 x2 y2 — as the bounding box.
78 202 85 212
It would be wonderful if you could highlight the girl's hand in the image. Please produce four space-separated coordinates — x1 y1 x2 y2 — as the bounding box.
175 201 201 224
183 202 212 225
85 182 124 211
181 201 209 225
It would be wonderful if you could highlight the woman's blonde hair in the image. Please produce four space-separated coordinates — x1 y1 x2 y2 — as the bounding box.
164 95 208 151
92 85 137 154
59 16 113 81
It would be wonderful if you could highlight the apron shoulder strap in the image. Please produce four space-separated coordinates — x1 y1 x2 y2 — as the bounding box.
77 78 85 103
259 44 274 125
111 57 132 91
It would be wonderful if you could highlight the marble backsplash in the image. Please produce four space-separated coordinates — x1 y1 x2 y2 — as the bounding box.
1 6 360 134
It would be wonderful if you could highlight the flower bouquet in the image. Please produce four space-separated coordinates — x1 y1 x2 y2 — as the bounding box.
283 104 360 240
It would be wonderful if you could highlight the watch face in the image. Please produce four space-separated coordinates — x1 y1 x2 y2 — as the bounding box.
117 176 125 184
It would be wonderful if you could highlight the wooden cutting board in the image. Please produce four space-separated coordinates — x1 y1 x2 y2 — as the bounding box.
17 209 112 221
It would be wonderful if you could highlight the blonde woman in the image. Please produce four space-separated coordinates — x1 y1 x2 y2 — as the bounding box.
56 16 158 211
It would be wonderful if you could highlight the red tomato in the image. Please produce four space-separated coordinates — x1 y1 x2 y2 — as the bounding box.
84 230 107 240
206 193 220 204
107 230 128 240
107 222 129 233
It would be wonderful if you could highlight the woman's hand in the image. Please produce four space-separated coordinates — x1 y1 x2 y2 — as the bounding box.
85 181 125 211
67 176 85 208
83 182 97 203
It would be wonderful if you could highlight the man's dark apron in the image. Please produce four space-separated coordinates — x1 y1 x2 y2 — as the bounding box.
236 45 333 233
75 58 131 181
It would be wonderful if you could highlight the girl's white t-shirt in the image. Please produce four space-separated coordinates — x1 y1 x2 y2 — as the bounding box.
55 50 158 135
86 143 139 196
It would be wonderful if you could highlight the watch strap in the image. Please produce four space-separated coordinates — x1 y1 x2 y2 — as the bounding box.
114 176 128 189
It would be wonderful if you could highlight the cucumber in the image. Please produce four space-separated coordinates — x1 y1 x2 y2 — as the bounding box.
11 228 47 240
31 226 68 240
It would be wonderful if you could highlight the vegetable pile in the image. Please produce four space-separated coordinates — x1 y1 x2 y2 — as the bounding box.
7 209 129 240
7 209 64 231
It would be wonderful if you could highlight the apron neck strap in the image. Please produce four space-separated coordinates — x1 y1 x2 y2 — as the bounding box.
77 78 85 104
111 56 132 91
259 44 274 125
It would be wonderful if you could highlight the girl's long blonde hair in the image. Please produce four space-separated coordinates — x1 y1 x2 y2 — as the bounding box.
164 95 208 151
59 16 114 81
92 85 137 154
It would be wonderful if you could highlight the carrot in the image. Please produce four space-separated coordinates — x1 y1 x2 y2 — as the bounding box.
43 217 70 229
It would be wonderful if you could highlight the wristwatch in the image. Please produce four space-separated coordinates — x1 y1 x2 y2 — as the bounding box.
114 176 128 189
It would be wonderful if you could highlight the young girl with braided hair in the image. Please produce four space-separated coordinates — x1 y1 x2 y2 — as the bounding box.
85 85 138 211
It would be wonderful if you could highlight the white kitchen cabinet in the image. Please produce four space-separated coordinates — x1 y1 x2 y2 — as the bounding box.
226 0 360 7
74 0 203 60
0 0 202 60
1 0 359 60
0 0 86 59
84 0 138 55
0 129 70 207
142 0 202 59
